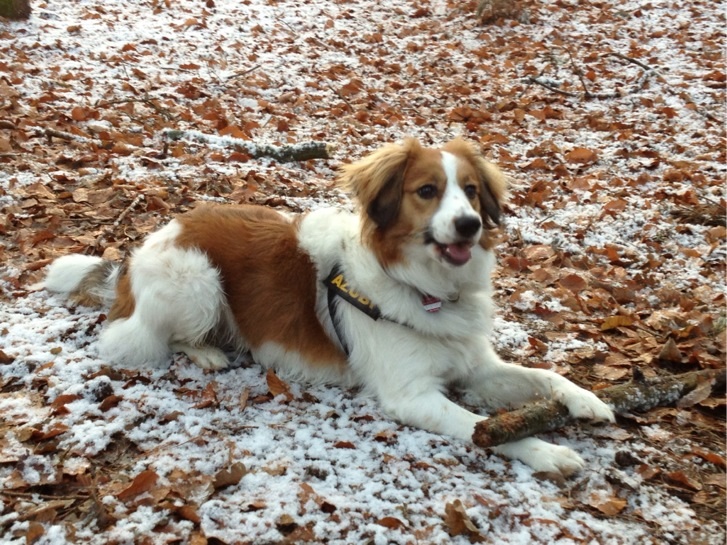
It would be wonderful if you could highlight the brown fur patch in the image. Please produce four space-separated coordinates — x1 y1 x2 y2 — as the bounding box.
340 137 508 264
175 204 346 371
108 270 135 321
69 260 115 307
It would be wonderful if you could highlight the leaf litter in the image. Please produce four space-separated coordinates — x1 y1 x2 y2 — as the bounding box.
0 0 724 543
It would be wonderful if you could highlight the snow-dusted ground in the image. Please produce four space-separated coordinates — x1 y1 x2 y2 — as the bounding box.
1 0 724 543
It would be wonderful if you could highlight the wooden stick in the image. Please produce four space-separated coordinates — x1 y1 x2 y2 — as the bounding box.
160 129 332 162
472 369 725 448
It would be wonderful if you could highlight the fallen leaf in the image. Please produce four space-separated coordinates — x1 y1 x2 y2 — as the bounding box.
213 462 247 489
559 273 588 293
377 516 406 529
117 469 159 501
657 338 682 362
566 147 599 164
601 315 634 331
266 369 294 401
444 500 486 543
664 471 702 491
691 448 727 469
676 378 714 408
589 495 627 516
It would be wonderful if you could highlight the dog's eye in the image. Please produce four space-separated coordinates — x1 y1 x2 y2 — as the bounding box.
417 185 437 199
464 184 478 200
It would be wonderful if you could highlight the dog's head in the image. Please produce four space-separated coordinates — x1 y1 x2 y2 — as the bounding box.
339 137 506 268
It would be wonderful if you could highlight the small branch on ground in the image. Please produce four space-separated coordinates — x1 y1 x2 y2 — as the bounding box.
160 129 333 162
226 64 262 81
472 369 725 448
41 128 97 146
37 127 143 152
606 52 656 73
526 76 581 98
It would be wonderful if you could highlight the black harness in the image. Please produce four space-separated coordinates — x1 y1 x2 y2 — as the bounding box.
324 265 381 355
323 265 443 356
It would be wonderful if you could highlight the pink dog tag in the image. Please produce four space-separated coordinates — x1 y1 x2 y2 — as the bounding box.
422 295 442 313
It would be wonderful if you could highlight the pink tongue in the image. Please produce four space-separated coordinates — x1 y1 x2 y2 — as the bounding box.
443 243 472 265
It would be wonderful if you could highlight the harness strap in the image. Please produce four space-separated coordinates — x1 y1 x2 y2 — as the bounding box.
327 281 350 356
323 264 438 356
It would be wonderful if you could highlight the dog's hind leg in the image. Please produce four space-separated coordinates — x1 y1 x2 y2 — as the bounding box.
98 222 227 369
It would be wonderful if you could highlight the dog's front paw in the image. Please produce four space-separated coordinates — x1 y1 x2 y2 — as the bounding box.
493 437 585 477
561 389 615 423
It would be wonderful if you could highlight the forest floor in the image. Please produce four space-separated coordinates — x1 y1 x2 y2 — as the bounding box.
0 0 724 544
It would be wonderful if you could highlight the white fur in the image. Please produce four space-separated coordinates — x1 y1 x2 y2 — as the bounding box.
430 151 482 244
45 149 615 477
297 209 614 476
43 254 103 293
98 221 227 368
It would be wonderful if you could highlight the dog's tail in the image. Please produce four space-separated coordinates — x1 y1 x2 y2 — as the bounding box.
42 254 122 308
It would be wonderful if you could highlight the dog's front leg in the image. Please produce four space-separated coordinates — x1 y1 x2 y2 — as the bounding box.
466 339 615 423
374 380 589 476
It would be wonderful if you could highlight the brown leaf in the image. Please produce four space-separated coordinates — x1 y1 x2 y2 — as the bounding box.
566 147 598 164
601 315 634 331
691 448 727 469
50 394 81 415
26 521 45 544
559 273 588 293
589 495 627 516
193 382 218 409
444 500 486 543
377 516 406 529
664 471 702 491
239 388 249 411
333 441 356 449
676 378 714 408
117 469 159 501
657 338 682 363
213 462 247 490
266 369 294 401
0 349 15 364
177 504 202 524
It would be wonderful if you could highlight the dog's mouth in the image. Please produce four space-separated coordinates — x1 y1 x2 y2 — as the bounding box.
424 233 474 266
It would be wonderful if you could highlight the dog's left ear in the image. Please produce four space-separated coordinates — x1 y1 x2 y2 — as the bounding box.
338 138 421 229
443 138 507 229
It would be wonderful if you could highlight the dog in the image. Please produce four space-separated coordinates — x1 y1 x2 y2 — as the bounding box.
43 137 614 476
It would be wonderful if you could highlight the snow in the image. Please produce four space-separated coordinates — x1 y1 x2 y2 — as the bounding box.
1 0 725 543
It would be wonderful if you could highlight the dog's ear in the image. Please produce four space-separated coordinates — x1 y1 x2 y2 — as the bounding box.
338 138 421 229
443 138 506 229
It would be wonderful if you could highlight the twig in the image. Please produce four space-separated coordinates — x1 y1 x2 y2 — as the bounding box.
324 81 354 112
526 76 580 98
226 64 262 81
113 194 145 229
472 368 725 448
160 129 332 162
606 52 655 72
0 490 89 500
566 48 620 100
41 128 96 145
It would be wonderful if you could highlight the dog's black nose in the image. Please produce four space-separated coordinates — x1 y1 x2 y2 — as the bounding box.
454 216 482 238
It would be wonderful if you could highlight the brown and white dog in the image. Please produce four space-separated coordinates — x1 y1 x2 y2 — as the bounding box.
43 138 614 476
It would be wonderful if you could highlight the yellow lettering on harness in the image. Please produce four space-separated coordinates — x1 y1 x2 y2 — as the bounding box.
331 274 344 288
349 288 359 299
